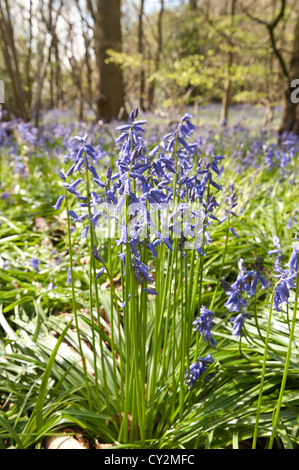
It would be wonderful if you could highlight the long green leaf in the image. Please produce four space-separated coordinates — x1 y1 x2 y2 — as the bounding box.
35 319 73 430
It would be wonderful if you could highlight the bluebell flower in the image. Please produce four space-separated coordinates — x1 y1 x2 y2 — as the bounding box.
192 306 216 346
143 287 158 295
57 168 66 181
221 258 267 335
288 241 299 272
274 280 290 311
268 235 281 256
229 227 238 238
30 258 40 272
90 246 103 264
134 258 154 283
250 256 270 295
68 210 79 222
116 224 128 247
52 195 65 210
95 267 106 280
73 157 85 173
81 225 89 239
230 312 251 336
185 354 214 388
74 133 88 144
272 241 299 312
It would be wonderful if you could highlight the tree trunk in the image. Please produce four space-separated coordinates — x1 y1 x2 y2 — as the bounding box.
138 0 145 112
26 0 33 109
0 0 28 120
53 32 62 109
220 0 236 125
31 0 63 126
189 0 197 9
278 8 299 137
148 0 164 111
93 0 126 122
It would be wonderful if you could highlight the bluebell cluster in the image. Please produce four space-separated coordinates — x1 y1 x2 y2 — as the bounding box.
52 108 231 292
222 256 270 337
30 106 296 391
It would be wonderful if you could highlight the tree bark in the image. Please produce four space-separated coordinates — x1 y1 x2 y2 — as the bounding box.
64 20 85 121
92 0 126 122
26 0 33 109
278 7 299 137
138 0 146 112
31 0 63 126
0 0 28 120
220 0 236 125
189 0 197 10
148 0 164 111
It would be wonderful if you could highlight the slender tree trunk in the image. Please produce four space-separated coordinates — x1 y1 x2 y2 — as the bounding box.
26 0 33 109
0 0 28 120
278 8 299 137
83 24 93 108
75 0 93 110
138 0 145 112
148 0 164 111
77 87 83 121
53 33 62 108
93 0 126 121
32 51 51 127
31 0 63 126
220 0 236 124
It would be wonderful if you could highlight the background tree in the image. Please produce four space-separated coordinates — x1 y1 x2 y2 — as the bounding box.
278 5 299 136
138 0 146 112
0 0 28 120
0 0 298 128
147 0 164 111
87 0 127 122
220 0 237 124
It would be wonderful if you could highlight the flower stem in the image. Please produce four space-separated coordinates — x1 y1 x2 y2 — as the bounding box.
252 281 279 449
268 271 299 449
64 188 92 410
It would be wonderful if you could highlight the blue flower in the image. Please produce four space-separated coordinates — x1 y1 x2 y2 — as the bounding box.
250 256 270 295
288 241 299 272
143 287 158 295
52 195 65 210
192 306 216 346
95 267 106 280
268 235 281 256
57 168 66 181
230 312 251 337
30 258 40 272
185 354 214 388
272 240 299 312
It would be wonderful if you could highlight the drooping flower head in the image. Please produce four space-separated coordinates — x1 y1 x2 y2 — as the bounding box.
185 354 214 388
272 240 299 312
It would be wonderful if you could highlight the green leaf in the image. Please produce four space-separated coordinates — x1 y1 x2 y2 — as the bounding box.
35 319 73 430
